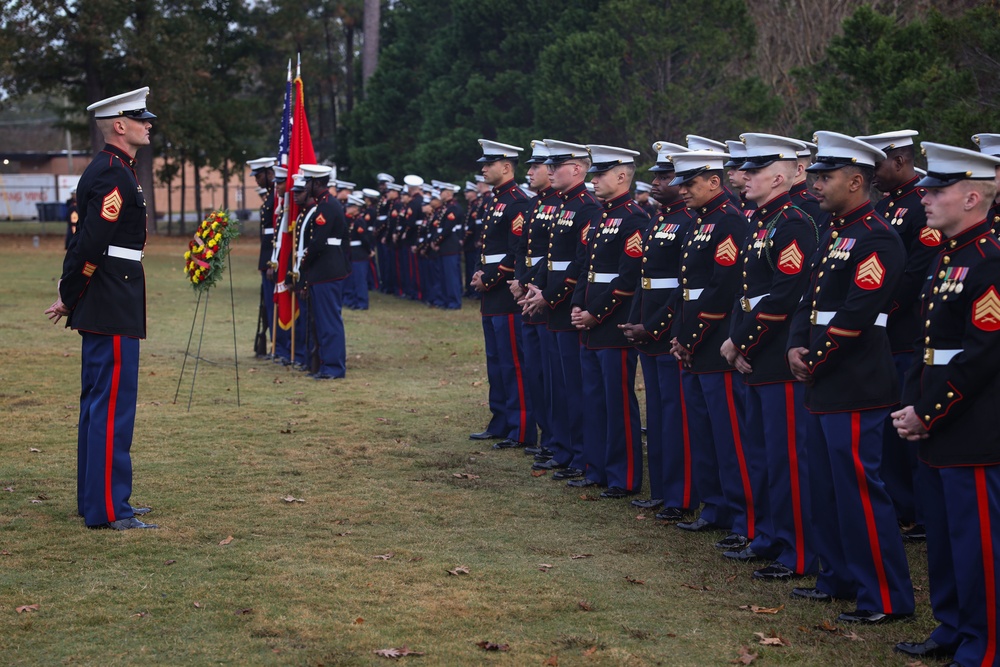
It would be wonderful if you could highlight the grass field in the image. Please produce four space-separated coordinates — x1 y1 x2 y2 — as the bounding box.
1 234 938 665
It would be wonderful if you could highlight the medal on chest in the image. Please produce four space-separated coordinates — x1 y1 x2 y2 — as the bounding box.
602 218 622 235
889 207 908 227
694 223 715 243
654 223 679 240
939 266 968 294
829 236 855 261
557 209 575 227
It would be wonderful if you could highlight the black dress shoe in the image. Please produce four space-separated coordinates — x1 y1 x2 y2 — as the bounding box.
838 608 912 624
130 506 153 516
89 517 159 530
630 498 664 509
600 487 636 499
894 638 956 658
656 507 692 522
715 533 749 550
901 524 927 541
469 431 501 440
676 516 716 532
524 446 544 456
552 468 584 480
531 458 568 471
566 478 599 488
790 587 831 602
752 562 798 580
722 546 761 561
492 439 526 450
533 451 555 463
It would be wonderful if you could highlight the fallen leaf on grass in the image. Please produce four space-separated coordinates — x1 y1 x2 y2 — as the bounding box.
29 448 40 453
841 630 864 641
373 553 394 561
132 611 149 618
570 553 593 560
625 575 645 585
376 417 390 423
635 514 646 520
353 617 364 624
1 551 11 556
582 646 598 657
579 494 599 501
193 602 203 609
452 473 480 480
30 499 43 504
729 645 758 665
235 608 253 616
471 381 483 387
476 641 509 652
164 560 177 566
447 566 470 576
374 646 423 659
815 620 840 633
3 487 13 492
681 583 711 591
409 557 424 562
336 531 353 537
578 600 593 611
905 661 929 667
273 378 283 384
538 564 554 572
739 604 784 614
531 470 547 477
219 536 234 546
543 656 558 666
282 496 305 503
753 631 790 647
15 604 39 614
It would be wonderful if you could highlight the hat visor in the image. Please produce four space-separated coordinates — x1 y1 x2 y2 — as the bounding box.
916 174 965 188
587 161 620 174
805 160 845 173
668 167 708 187
648 164 675 173
739 159 777 171
524 157 546 165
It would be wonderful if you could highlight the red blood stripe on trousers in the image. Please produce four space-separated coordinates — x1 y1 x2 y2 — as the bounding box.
850 411 892 613
104 336 121 522
975 467 997 667
724 372 754 539
506 315 527 441
678 362 692 507
621 349 634 490
784 382 806 574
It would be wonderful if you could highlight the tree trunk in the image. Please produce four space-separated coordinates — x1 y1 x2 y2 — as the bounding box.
361 0 380 94
344 22 355 113
137 145 156 234
221 159 230 210
179 151 187 237
194 157 203 222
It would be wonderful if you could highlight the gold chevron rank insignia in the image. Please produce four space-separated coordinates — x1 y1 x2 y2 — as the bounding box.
511 213 524 236
315 213 327 226
919 226 942 246
777 239 804 275
972 286 1000 331
580 223 591 245
624 230 643 258
714 235 738 266
100 188 123 222
855 252 885 290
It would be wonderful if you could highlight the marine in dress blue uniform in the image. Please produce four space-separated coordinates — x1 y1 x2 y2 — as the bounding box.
720 134 818 580
471 140 535 448
289 175 315 370
667 150 753 550
298 165 351 379
569 144 647 498
973 134 1000 246
344 194 373 310
857 129 938 538
786 131 914 623
374 175 396 294
513 141 563 471
248 157 277 356
64 191 78 249
429 183 464 310
790 142 832 235
687 135 743 210
520 141 602 476
892 143 1000 666
46 87 158 530
398 176 425 300
620 141 697 516
725 140 757 222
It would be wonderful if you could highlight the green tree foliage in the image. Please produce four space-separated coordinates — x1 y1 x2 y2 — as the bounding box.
799 5 1000 147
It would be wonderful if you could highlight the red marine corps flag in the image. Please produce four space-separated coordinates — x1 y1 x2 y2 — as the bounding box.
274 57 317 330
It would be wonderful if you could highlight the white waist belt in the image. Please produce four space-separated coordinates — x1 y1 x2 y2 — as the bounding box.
684 288 704 301
548 260 570 271
106 245 143 261
741 293 769 311
924 348 962 365
350 240 362 247
452 225 463 232
643 277 679 290
588 272 618 283
378 215 387 221
326 238 342 246
812 310 887 327
263 228 274 235
483 253 505 264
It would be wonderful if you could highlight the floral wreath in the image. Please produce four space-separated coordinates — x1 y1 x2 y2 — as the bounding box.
183 209 240 290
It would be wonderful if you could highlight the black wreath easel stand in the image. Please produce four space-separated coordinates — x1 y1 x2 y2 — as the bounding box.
173 259 242 411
